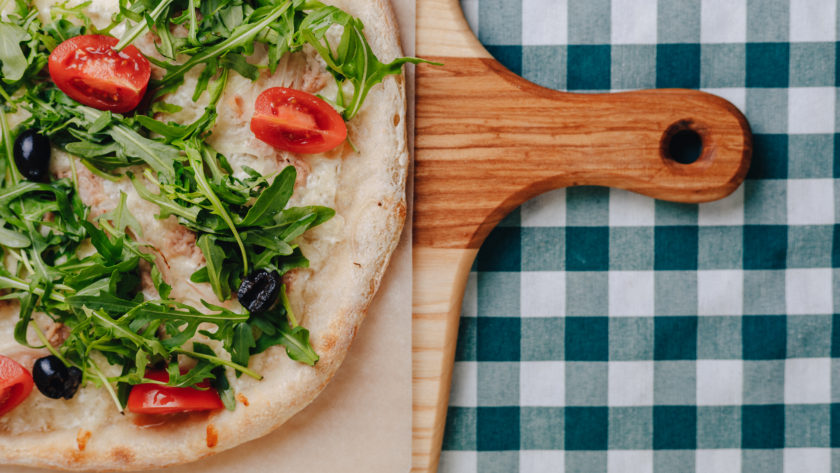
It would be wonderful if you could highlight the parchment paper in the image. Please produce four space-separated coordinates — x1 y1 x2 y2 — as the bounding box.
10 0 414 470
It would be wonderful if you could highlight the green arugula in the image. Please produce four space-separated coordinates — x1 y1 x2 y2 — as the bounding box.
107 0 432 118
0 22 30 82
299 5 436 119
153 1 294 90
113 0 176 52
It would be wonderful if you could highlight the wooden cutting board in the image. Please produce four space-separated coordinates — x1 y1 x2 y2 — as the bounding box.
410 1 753 472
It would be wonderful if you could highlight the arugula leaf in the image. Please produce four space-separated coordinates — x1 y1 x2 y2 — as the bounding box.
219 53 259 81
129 173 201 222
100 191 143 238
211 365 236 411
64 141 121 159
150 265 171 299
279 283 297 327
272 205 335 228
196 234 230 301
0 108 21 184
114 0 175 51
156 1 292 88
153 9 177 60
299 5 435 119
82 221 123 263
77 107 182 180
0 22 30 82
13 289 39 349
185 143 248 273
254 324 318 366
231 322 255 370
66 292 138 316
63 256 139 287
0 225 30 248
239 166 296 227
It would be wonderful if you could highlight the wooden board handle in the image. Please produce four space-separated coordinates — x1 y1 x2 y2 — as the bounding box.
414 58 752 249
411 1 753 472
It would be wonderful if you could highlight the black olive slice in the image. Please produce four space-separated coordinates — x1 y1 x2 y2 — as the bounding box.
237 269 281 314
33 355 81 400
13 129 51 182
63 366 83 400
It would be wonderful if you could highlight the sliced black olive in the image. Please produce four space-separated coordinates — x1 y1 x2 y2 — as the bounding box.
64 366 83 398
13 129 51 182
33 355 81 400
237 269 281 314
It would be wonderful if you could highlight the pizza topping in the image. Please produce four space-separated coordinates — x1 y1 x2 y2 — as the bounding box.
45 322 71 348
0 355 34 417
116 1 431 121
48 35 151 113
13 129 51 182
32 356 83 400
250 87 347 154
238 269 282 314
126 370 224 414
0 0 419 414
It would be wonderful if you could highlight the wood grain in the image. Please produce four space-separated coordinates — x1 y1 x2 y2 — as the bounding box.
414 57 751 249
412 248 477 472
411 1 752 472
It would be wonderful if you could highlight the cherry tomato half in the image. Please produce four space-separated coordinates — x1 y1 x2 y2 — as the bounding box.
0 355 34 417
126 369 223 415
48 35 151 114
250 87 347 154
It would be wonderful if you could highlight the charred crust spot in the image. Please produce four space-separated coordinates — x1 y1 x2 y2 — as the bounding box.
110 447 135 463
65 449 83 464
353 262 362 268
377 201 383 207
206 424 218 448
236 393 250 407
233 95 244 117
76 429 91 451
321 334 337 352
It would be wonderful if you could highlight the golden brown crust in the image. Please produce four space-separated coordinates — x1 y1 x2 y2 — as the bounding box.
0 0 408 469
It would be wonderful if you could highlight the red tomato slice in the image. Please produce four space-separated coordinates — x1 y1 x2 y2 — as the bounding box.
250 87 347 154
0 355 34 417
48 35 151 114
127 369 223 415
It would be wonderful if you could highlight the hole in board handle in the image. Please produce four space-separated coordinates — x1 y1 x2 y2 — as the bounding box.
661 121 704 165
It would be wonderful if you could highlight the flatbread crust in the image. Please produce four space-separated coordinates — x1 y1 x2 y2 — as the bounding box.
0 0 408 469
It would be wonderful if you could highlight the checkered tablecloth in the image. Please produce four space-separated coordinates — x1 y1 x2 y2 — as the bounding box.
438 1 839 472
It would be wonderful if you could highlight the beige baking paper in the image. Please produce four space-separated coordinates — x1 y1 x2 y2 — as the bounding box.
8 0 415 471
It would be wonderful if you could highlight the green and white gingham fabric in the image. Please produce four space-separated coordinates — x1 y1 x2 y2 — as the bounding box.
438 1 840 472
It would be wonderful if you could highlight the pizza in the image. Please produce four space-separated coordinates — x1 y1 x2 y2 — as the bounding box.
0 0 415 469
